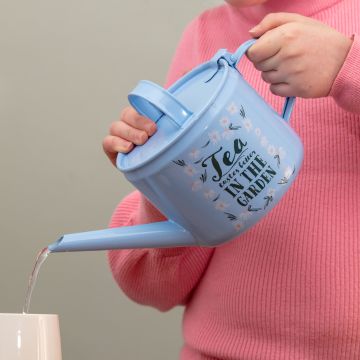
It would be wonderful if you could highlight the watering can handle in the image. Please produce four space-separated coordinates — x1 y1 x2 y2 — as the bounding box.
128 80 193 127
231 39 295 122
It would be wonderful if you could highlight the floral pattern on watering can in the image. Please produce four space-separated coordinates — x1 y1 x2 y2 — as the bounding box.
172 100 296 233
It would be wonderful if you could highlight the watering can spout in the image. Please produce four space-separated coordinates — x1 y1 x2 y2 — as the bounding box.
48 221 196 252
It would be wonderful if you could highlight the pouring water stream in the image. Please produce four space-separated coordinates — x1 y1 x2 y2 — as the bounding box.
23 247 50 313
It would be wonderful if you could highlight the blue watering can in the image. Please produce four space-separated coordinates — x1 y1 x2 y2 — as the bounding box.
48 39 303 252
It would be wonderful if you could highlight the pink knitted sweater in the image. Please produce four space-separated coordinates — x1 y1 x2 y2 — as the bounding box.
108 1 360 358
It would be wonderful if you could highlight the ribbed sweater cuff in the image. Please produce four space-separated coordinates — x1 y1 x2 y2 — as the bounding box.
137 194 166 223
136 195 193 257
330 34 360 113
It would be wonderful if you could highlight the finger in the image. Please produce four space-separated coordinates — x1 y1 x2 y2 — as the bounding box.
249 12 305 37
261 70 287 85
253 52 281 71
110 121 149 146
247 29 281 63
121 107 157 136
102 135 134 166
269 83 293 97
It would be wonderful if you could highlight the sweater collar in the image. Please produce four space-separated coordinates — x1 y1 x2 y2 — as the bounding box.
226 0 343 24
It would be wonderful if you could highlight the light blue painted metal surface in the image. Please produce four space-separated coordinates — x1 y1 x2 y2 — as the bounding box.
49 39 303 252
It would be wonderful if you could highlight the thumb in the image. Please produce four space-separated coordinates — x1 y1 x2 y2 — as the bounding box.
249 12 304 37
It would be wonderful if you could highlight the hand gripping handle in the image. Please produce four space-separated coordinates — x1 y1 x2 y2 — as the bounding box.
231 39 295 122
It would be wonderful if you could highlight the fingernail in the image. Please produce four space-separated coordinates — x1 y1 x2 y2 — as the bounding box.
125 143 134 152
147 123 157 136
249 25 260 33
118 142 133 153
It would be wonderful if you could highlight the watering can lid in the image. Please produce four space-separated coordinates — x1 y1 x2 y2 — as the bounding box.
117 49 235 172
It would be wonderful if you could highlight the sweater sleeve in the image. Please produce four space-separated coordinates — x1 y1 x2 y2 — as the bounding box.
329 34 360 114
107 192 214 312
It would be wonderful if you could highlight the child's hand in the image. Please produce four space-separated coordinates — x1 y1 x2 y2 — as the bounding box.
102 106 157 166
247 13 353 98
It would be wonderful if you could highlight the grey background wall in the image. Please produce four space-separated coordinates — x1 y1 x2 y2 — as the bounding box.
0 0 222 359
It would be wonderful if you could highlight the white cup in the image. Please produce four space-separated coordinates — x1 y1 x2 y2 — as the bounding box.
0 313 62 360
